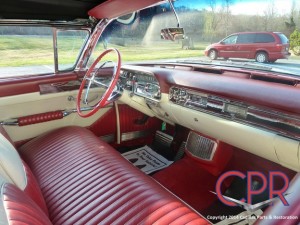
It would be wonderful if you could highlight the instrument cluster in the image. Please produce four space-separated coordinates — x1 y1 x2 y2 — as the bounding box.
119 69 161 100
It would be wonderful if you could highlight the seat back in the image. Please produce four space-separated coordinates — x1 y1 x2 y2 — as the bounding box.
0 132 26 189
0 127 48 216
0 126 15 147
0 175 52 225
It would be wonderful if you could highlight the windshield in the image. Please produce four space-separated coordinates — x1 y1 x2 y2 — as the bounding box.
91 0 300 75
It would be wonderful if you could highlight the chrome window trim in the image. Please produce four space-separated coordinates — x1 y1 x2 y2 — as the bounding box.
54 28 91 73
76 19 114 71
0 19 94 28
0 19 93 76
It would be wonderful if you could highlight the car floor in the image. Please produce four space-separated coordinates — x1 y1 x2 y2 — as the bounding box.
152 156 219 213
151 147 297 223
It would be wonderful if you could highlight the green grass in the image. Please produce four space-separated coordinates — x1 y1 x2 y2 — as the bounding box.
0 35 207 67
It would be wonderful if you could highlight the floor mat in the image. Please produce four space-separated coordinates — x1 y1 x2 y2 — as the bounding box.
122 145 173 174
152 156 219 212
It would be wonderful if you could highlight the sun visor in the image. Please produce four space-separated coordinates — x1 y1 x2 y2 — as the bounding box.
88 0 163 19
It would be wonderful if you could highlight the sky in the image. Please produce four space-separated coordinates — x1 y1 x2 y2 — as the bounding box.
174 0 294 16
230 0 293 15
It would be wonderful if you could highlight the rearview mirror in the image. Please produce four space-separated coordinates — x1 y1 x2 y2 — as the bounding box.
116 12 137 25
161 27 184 41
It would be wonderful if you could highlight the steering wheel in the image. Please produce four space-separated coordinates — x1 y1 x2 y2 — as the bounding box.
77 48 121 118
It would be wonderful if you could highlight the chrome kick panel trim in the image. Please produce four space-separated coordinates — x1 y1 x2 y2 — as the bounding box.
100 131 151 143
169 86 300 140
100 134 115 143
121 130 150 142
186 131 217 161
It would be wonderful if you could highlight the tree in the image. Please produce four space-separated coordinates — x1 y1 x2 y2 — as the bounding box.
204 0 223 42
221 0 233 36
263 1 277 31
290 29 300 56
285 0 297 36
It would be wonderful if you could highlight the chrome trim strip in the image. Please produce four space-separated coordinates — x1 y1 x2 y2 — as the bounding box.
121 130 150 142
101 130 152 143
155 131 174 144
52 28 58 73
0 120 19 126
76 19 113 70
0 19 94 27
100 134 115 143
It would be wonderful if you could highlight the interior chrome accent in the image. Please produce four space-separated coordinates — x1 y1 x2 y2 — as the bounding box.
114 102 121 144
76 19 112 70
119 69 161 101
100 134 115 143
121 130 150 142
0 120 19 126
170 86 300 140
186 131 217 161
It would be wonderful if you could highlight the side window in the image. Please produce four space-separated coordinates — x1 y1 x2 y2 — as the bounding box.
255 34 275 43
237 34 255 44
0 26 54 78
223 35 238 44
57 30 89 71
0 26 89 78
277 33 289 44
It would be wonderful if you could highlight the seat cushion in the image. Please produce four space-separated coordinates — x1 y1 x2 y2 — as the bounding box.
19 126 209 225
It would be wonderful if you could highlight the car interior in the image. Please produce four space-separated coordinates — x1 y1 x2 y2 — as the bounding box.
0 0 299 225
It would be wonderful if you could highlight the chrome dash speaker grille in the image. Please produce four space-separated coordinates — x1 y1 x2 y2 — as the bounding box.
186 132 217 161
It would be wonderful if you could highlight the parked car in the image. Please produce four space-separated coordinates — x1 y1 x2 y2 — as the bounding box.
204 32 291 63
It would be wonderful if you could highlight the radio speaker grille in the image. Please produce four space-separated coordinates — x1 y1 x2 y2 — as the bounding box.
186 132 217 161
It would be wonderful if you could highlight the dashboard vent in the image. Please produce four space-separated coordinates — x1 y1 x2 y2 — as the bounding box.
193 67 222 74
251 75 296 86
186 132 217 161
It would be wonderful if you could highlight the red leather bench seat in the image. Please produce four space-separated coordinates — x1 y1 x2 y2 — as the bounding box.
16 126 209 225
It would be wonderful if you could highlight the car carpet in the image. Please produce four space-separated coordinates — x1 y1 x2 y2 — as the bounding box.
152 156 219 212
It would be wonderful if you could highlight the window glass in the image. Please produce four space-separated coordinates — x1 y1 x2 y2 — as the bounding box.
0 26 54 78
277 33 289 44
237 34 255 43
89 3 208 64
88 0 300 75
255 34 275 43
57 30 89 71
223 35 238 44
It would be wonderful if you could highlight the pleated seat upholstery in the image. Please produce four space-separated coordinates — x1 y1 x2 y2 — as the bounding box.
1 126 210 225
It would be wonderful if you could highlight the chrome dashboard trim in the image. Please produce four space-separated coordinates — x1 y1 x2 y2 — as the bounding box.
119 68 161 102
169 86 300 140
